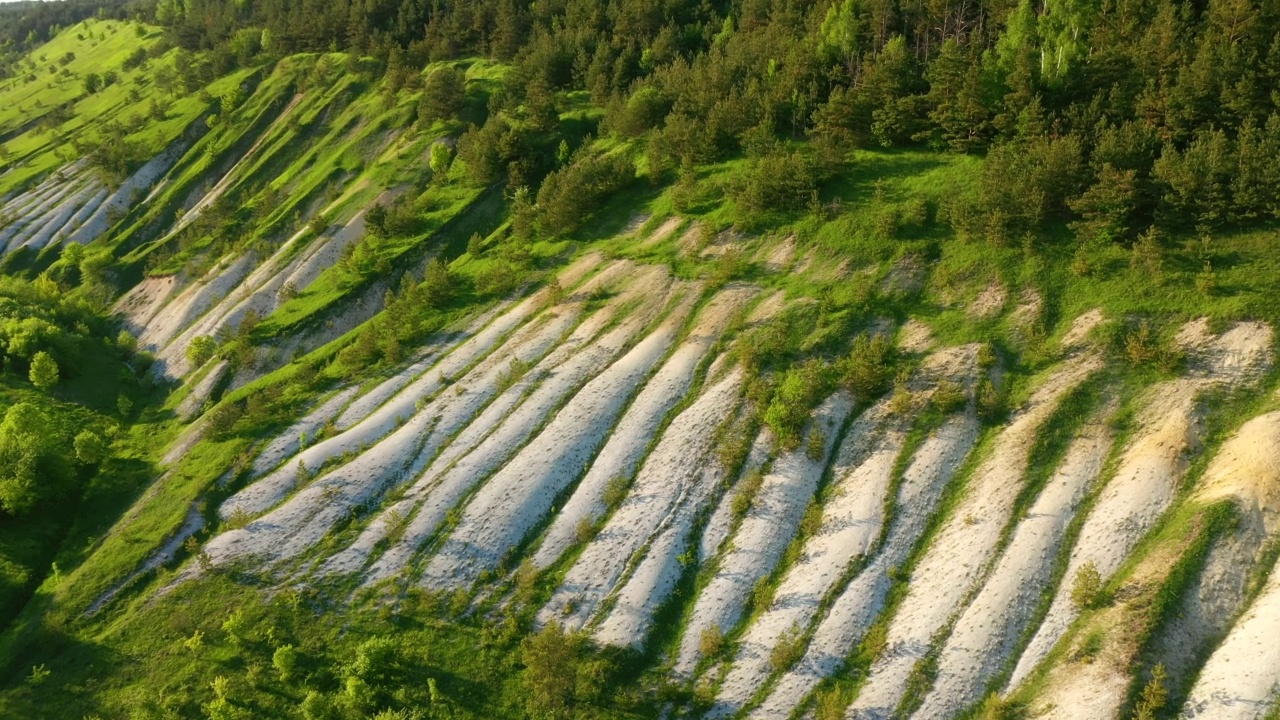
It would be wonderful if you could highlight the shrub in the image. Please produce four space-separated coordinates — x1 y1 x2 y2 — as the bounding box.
1071 561 1103 610
815 686 853 720
575 517 596 543
806 427 827 461
536 151 635 235
26 664 50 687
931 379 966 414
418 66 465 125
1133 664 1168 720
975 378 1004 422
770 625 805 670
699 626 724 658
429 142 453 178
521 622 584 720
272 644 299 681
0 403 72 515
1069 163 1138 243
763 360 833 451
730 149 818 224
841 334 895 402
28 350 58 390
1130 227 1163 276
732 469 763 518
343 677 373 713
603 475 629 508
73 430 107 465
348 636 398 682
1122 320 1183 373
186 335 217 370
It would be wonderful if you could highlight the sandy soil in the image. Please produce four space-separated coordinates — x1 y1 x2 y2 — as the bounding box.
847 353 1101 718
419 284 697 590
1011 322 1273 691
527 286 754 570
1177 411 1280 719
539 365 745 632
674 392 855 672
732 414 982 720
913 408 1115 719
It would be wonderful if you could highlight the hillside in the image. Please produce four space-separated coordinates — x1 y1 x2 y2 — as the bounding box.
1 2 1280 719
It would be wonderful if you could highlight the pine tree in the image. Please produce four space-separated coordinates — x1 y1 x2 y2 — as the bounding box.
28 351 58 391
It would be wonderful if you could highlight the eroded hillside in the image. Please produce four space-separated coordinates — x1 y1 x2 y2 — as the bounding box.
4 11 1280 720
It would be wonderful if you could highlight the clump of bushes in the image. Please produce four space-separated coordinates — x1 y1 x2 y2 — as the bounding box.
839 333 895 402
729 149 820 227
535 150 636 236
763 359 833 451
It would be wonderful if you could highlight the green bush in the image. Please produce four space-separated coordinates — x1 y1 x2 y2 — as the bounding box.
0 403 72 515
730 149 818 225
272 644 299 681
770 625 805 671
763 360 833 451
840 334 895 402
1070 561 1103 610
73 430 107 465
536 151 636 236
28 350 58 390
186 335 217 371
419 66 465 125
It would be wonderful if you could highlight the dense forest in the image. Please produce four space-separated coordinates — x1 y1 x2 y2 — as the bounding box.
137 0 1280 243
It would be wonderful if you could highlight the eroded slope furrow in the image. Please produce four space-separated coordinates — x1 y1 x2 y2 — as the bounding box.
540 358 749 633
1010 322 1273 692
1179 417 1280 719
338 263 665 584
912 405 1115 719
847 352 1101 719
708 344 987 718
210 260 634 575
749 414 981 720
529 285 760 571
592 366 764 649
418 282 699 590
674 391 855 669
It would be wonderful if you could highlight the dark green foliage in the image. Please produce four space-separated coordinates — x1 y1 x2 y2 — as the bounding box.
418 66 466 126
535 151 635 236
1070 164 1139 243
839 333 895 403
978 134 1085 241
730 149 819 225
456 115 541 188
